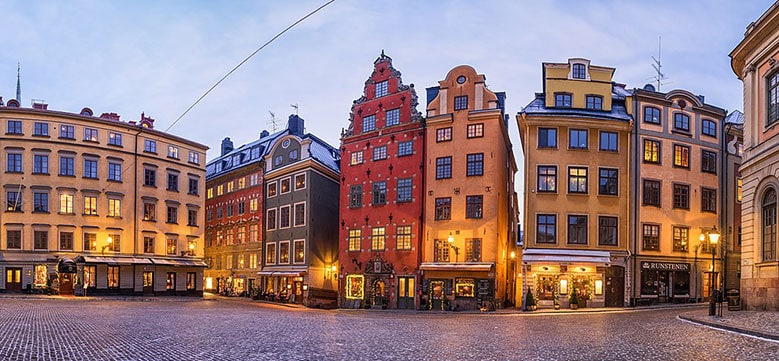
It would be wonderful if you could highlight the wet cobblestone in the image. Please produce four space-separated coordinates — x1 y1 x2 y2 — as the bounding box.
0 299 776 360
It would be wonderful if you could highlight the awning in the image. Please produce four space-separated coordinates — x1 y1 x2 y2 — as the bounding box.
82 256 153 265
0 252 53 262
419 263 494 272
149 258 207 267
521 249 612 266
258 267 308 277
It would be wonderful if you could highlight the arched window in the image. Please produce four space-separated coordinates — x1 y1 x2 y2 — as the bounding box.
572 63 586 79
762 188 777 261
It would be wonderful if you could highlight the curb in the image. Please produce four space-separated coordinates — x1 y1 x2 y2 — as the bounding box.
678 314 779 341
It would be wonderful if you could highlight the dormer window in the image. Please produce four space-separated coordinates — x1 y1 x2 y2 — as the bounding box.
572 63 586 79
555 93 572 108
586 95 603 110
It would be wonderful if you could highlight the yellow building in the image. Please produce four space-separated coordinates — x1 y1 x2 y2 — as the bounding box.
1 101 207 296
730 2 779 310
423 65 518 310
518 59 631 308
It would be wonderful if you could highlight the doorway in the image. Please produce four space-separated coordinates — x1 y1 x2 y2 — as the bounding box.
6 268 22 293
372 279 386 308
604 266 624 307
59 273 73 295
430 280 444 310
143 271 154 295
397 277 415 309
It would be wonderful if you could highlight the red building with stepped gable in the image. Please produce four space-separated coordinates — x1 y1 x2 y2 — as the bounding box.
338 52 425 309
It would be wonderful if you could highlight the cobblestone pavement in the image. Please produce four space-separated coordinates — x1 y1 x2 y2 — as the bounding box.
0 298 777 361
680 307 779 340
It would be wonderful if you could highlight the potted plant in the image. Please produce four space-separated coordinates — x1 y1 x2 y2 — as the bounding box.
524 288 537 311
553 289 560 310
569 288 579 310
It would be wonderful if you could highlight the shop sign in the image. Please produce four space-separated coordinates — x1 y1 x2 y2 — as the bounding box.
641 261 690 272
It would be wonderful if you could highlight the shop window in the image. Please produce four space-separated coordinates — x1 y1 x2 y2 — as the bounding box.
536 275 558 300
346 275 364 299
108 266 120 288
84 266 96 288
34 264 48 288
455 278 475 297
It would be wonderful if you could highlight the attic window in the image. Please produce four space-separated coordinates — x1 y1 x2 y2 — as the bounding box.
572 64 586 79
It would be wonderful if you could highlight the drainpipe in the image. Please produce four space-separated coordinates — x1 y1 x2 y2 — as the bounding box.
630 95 640 306
133 127 142 293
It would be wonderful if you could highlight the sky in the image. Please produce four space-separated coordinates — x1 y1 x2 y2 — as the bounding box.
1 0 774 203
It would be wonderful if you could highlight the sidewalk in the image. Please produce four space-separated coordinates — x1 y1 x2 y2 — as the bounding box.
679 305 779 341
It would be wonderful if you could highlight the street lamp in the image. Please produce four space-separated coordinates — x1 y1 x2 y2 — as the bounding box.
447 233 459 263
188 241 195 256
101 236 113 255
699 226 720 316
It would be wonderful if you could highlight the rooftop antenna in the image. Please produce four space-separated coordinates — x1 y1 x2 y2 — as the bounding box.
291 103 299 115
651 36 669 91
268 111 278 132
16 62 21 102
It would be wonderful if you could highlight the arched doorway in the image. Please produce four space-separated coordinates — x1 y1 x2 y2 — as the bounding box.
372 279 386 308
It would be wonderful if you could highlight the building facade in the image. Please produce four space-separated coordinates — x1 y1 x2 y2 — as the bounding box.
1 101 207 296
339 53 425 310
423 65 518 311
630 87 727 305
722 111 743 295
730 2 779 310
204 135 269 296
518 59 631 309
261 115 340 307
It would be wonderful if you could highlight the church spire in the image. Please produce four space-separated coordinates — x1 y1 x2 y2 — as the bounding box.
16 62 21 103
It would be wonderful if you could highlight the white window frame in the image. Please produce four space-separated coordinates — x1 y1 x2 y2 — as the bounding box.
293 201 306 227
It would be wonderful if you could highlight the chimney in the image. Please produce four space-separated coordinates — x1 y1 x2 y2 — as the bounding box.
100 112 121 121
260 130 270 138
287 114 304 136
32 99 48 110
697 95 705 104
221 137 234 156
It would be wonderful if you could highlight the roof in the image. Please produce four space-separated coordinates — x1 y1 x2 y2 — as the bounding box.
205 129 288 180
520 90 631 122
725 110 744 125
305 134 340 174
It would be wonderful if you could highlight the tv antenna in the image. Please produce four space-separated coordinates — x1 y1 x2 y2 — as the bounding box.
268 111 278 132
651 36 669 91
291 103 299 115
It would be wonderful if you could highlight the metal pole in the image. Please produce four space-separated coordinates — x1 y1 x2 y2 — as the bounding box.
709 246 716 316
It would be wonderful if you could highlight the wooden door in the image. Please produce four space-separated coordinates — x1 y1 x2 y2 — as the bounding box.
59 273 73 295
605 266 624 307
143 271 154 295
397 277 415 309
5 268 22 293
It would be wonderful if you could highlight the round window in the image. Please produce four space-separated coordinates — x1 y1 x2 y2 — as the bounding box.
457 76 466 84
282 139 291 149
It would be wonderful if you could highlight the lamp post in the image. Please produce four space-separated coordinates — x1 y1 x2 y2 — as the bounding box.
699 226 720 316
447 233 459 263
101 236 113 255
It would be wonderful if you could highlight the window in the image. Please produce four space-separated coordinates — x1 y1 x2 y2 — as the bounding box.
6 230 21 249
60 124 75 139
362 115 376 132
167 206 178 224
294 203 305 226
702 150 717 174
188 209 198 226
187 273 197 290
436 157 452 179
279 206 291 228
568 215 587 244
84 195 97 215
237 202 245 215
59 156 74 176
537 166 557 192
33 192 48 212
249 224 258 242
465 238 482 262
7 120 22 134
673 113 690 132
554 93 572 108
144 168 156 187
294 240 305 263
643 139 661 164
167 173 179 192
167 239 177 255
538 128 557 148
569 129 588 149
466 153 483 176
702 119 717 137
59 193 74 214
7 153 22 173
227 181 235 193
168 145 179 159
762 189 777 261
398 141 413 156
643 224 660 250
386 108 400 126
673 226 689 252
537 214 556 244
188 178 199 195
371 227 386 250
345 275 364 300
84 232 97 251
673 145 690 168
435 197 451 220
274 155 283 166
702 187 717 213
372 181 387 205
585 95 603 110
375 80 388 98
397 178 412 202
644 107 661 124
83 159 98 179
737 178 743 202
396 226 412 250
465 195 483 219
267 182 277 197
436 127 452 142
594 168 618 196
434 239 450 262
142 236 154 253
467 123 484 138
249 198 258 212
108 162 122 181
599 131 617 151
373 146 387 161
237 177 246 190
34 231 48 250
59 232 73 250
108 267 119 288
84 128 99 142
454 95 468 110
279 242 290 264
572 63 586 79
267 209 277 230
348 229 361 251
143 202 156 221
109 132 122 146
33 154 49 174
568 167 588 194
216 208 223 219
598 216 618 246
189 151 200 165
108 199 121 217
769 72 779 126
673 183 690 209
349 185 363 208
144 139 156 153
350 151 364 165
34 122 49 136
7 191 23 212
643 179 661 206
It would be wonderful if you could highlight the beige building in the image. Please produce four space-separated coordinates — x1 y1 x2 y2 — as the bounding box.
518 59 631 309
1 101 207 296
730 2 779 310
